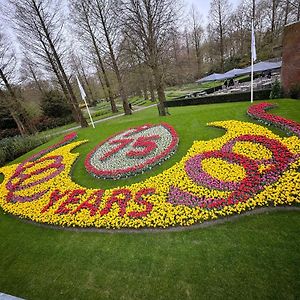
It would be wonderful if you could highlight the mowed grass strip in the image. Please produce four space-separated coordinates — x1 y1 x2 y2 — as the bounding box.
0 211 299 299
0 99 299 299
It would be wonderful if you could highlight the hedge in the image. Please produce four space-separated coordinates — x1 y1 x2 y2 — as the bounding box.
164 89 272 107
0 134 50 167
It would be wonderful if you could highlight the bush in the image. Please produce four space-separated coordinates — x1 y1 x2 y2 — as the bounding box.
164 89 272 107
92 110 110 118
0 134 50 167
0 128 20 139
269 79 283 99
289 84 300 99
41 90 73 118
34 115 74 132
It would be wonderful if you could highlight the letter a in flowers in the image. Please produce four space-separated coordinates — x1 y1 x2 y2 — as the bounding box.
0 106 299 230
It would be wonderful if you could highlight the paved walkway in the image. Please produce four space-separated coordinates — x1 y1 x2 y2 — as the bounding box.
0 293 24 300
52 104 157 137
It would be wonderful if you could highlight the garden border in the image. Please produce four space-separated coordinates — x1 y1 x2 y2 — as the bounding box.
5 206 300 234
164 89 272 107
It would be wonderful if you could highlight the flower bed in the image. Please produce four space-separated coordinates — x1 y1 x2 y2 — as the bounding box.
0 105 299 229
247 102 300 137
85 123 179 179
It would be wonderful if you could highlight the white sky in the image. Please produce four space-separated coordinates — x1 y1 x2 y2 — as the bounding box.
184 0 240 23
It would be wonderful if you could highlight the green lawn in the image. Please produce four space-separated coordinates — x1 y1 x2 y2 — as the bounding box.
165 81 223 100
0 99 300 299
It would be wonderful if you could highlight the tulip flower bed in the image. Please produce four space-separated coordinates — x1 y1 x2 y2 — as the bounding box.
85 123 179 179
0 102 299 229
247 102 300 137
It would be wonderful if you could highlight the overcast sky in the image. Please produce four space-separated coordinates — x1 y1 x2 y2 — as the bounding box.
184 0 240 23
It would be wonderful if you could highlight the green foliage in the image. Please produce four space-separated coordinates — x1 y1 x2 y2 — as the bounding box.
0 107 17 130
35 115 74 132
92 110 110 118
0 134 49 167
289 84 300 99
165 89 272 107
0 99 299 299
270 79 283 99
24 100 42 119
41 90 72 118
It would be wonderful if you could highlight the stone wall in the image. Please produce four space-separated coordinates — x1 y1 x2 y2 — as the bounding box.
281 21 300 95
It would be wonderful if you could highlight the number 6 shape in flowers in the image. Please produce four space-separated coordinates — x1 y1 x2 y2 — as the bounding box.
0 103 299 229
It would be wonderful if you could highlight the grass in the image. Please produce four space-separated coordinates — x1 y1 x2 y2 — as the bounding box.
0 98 300 299
165 81 223 100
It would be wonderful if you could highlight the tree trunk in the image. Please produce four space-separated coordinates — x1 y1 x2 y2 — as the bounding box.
33 0 88 128
271 0 276 42
29 64 45 95
41 40 79 123
79 63 95 106
89 31 117 112
138 63 148 100
149 76 156 102
218 1 224 72
80 2 117 113
96 1 131 115
9 106 28 136
185 28 190 61
0 68 36 135
152 65 166 116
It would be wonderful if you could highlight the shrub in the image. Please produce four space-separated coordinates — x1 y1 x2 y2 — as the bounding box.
269 79 283 99
0 128 20 139
92 110 110 118
164 89 272 107
41 90 73 118
289 84 300 99
34 115 73 132
0 134 50 167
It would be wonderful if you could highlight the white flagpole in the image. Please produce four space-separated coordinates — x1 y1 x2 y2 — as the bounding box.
251 19 257 103
251 54 254 103
76 75 95 128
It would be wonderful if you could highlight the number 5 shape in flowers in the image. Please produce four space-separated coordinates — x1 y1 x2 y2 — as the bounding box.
126 135 160 158
98 138 134 161
85 123 179 179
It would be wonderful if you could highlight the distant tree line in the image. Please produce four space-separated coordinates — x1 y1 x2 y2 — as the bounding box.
0 0 298 136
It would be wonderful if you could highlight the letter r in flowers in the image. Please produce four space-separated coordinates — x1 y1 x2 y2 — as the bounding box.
99 189 132 217
71 190 104 216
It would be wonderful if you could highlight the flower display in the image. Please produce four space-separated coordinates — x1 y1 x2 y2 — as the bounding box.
85 123 179 179
0 104 299 229
247 102 300 137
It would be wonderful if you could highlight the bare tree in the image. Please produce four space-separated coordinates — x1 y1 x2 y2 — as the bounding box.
21 53 46 95
0 31 37 136
70 0 118 113
191 6 204 77
69 51 96 106
10 0 88 128
92 0 131 115
208 0 232 72
121 0 181 116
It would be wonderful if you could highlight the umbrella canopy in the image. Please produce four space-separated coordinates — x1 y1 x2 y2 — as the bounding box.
239 61 282 75
196 73 224 83
218 68 246 80
195 61 281 83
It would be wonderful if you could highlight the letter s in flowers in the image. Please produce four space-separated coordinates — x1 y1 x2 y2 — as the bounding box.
0 104 300 229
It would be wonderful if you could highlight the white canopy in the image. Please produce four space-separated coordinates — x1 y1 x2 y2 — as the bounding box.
196 60 282 83
196 73 224 83
238 61 282 75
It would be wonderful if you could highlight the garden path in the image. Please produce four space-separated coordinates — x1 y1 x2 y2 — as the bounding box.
49 103 157 137
0 292 24 300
